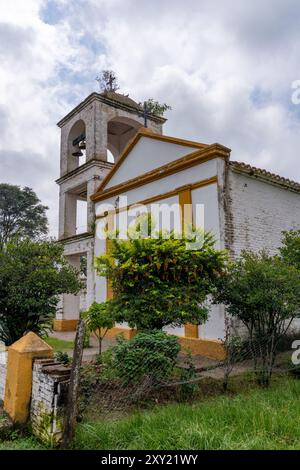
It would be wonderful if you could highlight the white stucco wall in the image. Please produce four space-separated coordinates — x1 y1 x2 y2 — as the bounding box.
95 236 107 304
192 183 220 248
191 182 225 340
105 137 199 189
95 159 219 215
94 156 224 339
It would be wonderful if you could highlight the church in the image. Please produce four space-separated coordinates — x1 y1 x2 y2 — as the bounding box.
53 90 300 359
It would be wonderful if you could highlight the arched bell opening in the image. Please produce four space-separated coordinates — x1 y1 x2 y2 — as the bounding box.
67 119 86 172
107 116 142 162
107 149 115 164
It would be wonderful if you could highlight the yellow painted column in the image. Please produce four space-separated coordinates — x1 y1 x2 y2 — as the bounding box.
178 188 199 339
53 319 79 331
178 187 192 232
4 332 53 424
184 323 199 339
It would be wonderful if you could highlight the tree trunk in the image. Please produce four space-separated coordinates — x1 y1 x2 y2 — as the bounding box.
61 319 85 449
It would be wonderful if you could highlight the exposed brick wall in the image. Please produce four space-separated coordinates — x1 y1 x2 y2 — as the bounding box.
0 350 7 402
225 169 300 257
30 359 70 446
224 167 300 333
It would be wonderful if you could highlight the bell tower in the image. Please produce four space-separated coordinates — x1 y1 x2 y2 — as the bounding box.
54 91 166 331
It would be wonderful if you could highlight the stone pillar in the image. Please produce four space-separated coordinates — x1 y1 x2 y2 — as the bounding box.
31 359 71 446
87 175 101 232
90 102 108 162
53 254 81 331
4 333 53 424
59 191 77 240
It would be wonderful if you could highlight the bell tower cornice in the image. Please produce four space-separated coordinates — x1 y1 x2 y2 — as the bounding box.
57 91 167 128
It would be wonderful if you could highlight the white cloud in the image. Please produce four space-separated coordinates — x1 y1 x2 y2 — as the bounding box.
1 0 300 235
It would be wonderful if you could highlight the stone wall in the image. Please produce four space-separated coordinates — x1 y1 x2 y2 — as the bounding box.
30 359 71 446
0 349 7 403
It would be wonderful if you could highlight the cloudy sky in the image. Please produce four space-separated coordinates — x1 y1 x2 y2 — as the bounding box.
1 0 300 235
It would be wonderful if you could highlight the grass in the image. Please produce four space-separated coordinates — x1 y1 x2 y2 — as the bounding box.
0 409 45 450
0 376 299 450
74 377 300 450
0 436 44 450
43 336 74 352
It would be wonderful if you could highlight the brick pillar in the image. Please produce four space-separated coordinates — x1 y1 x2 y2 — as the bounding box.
4 332 53 424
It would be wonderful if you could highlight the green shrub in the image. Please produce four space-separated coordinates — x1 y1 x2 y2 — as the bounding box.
113 330 180 385
54 351 70 365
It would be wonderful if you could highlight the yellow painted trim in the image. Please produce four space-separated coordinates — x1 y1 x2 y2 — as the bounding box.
184 324 199 339
137 129 208 149
53 319 79 331
103 327 224 360
96 176 218 219
4 332 53 423
91 143 230 202
190 178 218 190
179 336 226 360
178 187 192 233
105 326 137 340
94 129 210 196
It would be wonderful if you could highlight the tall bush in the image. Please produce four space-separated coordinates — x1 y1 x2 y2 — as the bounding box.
0 239 81 345
96 228 226 330
213 250 300 386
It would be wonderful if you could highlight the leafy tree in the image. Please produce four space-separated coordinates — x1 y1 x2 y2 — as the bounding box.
96 70 119 92
0 239 82 345
141 98 171 116
213 251 300 387
0 184 48 249
95 228 226 331
280 229 300 270
82 301 115 355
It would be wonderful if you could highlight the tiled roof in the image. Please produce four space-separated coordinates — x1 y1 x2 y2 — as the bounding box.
230 161 300 192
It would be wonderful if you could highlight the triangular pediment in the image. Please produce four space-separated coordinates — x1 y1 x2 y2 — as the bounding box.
95 130 207 194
